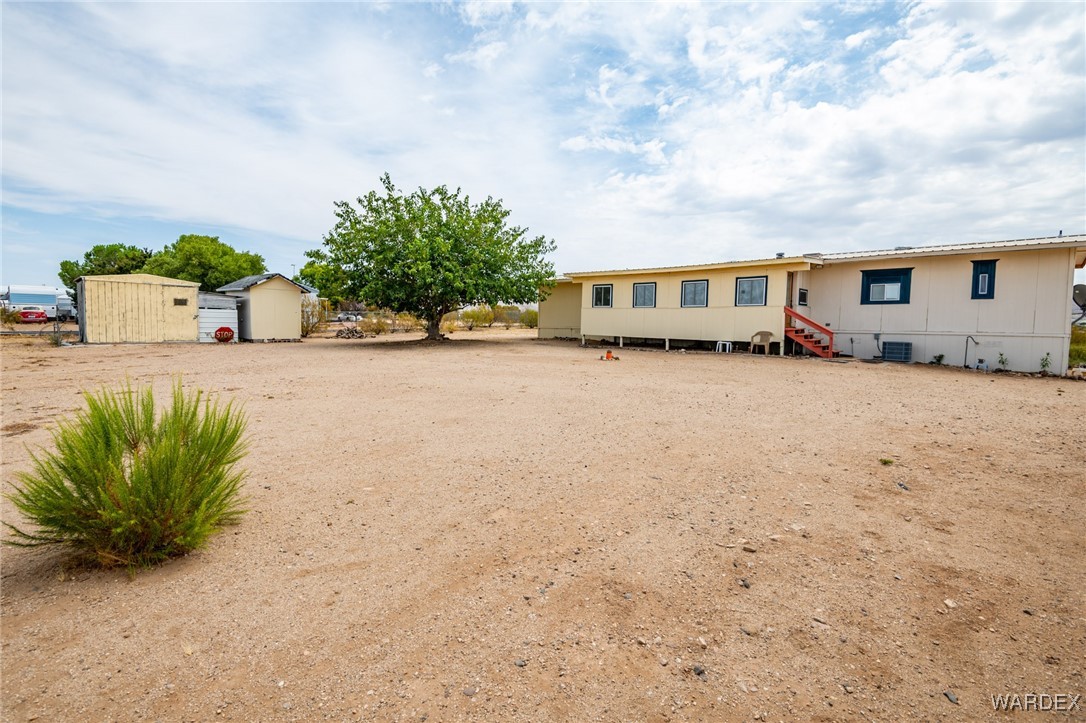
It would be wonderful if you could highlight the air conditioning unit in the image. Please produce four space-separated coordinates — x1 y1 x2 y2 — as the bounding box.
882 341 912 362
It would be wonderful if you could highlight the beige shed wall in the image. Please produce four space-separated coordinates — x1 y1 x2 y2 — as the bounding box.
806 248 1075 372
538 281 582 339
576 263 806 345
80 274 198 343
247 277 302 341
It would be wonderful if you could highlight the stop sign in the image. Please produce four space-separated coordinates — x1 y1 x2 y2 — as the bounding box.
214 326 235 343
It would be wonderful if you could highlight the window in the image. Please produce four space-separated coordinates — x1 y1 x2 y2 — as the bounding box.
797 288 809 306
681 280 708 307
173 298 189 306
860 268 912 305
632 282 656 308
735 276 768 306
592 284 613 308
971 260 997 300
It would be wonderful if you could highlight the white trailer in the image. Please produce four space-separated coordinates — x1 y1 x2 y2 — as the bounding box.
0 285 72 320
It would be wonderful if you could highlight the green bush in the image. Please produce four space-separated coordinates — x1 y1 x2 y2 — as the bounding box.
1070 326 1086 368
301 297 331 338
520 308 538 329
460 307 494 330
492 304 521 328
4 380 248 569
359 317 390 336
0 306 21 330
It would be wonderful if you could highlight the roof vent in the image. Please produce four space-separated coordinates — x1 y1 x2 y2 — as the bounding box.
775 252 785 259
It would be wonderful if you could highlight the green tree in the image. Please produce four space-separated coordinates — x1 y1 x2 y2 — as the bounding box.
59 243 153 305
142 235 266 292
316 174 556 340
297 248 351 308
520 308 538 329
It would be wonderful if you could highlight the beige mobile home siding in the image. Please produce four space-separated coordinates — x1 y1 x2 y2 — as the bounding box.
576 263 808 345
538 281 582 338
246 276 302 341
806 248 1075 371
79 274 199 343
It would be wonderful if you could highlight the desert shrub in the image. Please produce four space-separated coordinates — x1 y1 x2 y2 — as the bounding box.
4 380 248 569
1 306 22 330
493 305 521 328
520 309 538 328
394 312 423 332
1070 326 1086 368
460 307 494 330
301 297 332 338
358 317 389 336
439 311 459 334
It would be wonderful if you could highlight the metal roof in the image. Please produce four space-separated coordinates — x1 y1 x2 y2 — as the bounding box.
564 255 815 278
77 273 199 287
556 235 1086 279
216 272 308 293
818 234 1086 263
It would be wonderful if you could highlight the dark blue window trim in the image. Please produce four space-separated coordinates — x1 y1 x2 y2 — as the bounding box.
860 268 912 305
971 260 997 300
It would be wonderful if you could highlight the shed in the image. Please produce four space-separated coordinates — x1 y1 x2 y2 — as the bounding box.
77 274 199 344
197 292 240 343
216 273 306 342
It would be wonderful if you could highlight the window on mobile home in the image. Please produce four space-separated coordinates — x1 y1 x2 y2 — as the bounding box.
592 284 613 308
735 276 768 306
681 280 708 307
632 282 656 308
971 260 997 299
860 268 912 305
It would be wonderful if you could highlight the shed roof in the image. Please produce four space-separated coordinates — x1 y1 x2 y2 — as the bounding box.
216 273 308 293
78 273 199 287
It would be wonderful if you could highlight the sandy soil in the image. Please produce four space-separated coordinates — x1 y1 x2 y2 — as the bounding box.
1 328 1083 722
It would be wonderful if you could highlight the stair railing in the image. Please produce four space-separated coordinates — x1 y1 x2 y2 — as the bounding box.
784 307 835 352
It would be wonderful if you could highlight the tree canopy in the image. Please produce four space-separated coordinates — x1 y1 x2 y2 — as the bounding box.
141 235 266 291
60 236 266 294
316 174 556 340
59 243 153 291
296 249 351 308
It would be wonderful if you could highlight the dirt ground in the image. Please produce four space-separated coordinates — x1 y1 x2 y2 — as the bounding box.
1 328 1083 722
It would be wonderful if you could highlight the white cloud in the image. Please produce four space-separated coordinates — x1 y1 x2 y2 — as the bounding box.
1 1 1082 287
845 28 877 49
446 41 508 70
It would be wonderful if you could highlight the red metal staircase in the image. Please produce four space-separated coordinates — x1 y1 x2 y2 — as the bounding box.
784 307 838 358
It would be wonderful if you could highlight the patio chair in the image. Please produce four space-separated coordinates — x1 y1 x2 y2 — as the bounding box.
750 330 774 355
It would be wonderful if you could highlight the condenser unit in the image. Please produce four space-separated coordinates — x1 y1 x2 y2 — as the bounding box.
881 341 912 362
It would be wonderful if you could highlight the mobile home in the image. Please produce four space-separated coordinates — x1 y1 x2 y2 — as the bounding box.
541 235 1086 373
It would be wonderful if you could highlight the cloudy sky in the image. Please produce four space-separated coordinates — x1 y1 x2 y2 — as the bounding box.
2 1 1084 289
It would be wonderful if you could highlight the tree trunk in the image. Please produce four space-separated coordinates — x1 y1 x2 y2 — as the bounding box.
424 315 444 341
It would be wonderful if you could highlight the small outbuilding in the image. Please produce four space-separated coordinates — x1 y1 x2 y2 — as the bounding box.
77 274 199 344
216 273 306 342
197 292 241 343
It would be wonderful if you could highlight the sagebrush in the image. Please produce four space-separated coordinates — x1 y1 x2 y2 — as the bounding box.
4 380 248 569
